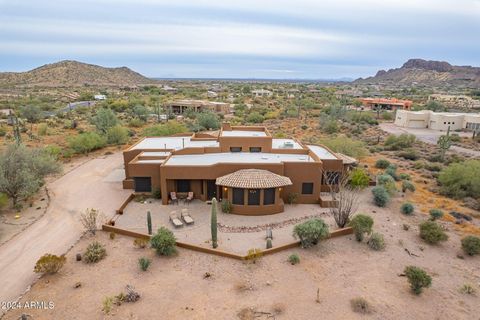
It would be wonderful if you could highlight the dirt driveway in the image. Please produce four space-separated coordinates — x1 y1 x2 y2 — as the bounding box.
0 152 130 309
380 123 480 157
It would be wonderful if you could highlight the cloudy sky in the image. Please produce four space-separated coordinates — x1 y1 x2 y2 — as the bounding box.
0 0 479 79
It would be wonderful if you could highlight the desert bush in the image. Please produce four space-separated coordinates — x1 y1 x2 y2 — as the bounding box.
287 192 299 204
349 214 374 241
80 208 103 235
459 284 476 295
38 123 49 136
91 108 118 133
102 296 114 314
106 125 129 145
402 181 416 193
133 237 149 249
246 112 265 123
400 202 414 215
350 297 372 314
372 186 390 207
404 266 432 295
317 135 368 158
419 221 448 244
461 235 480 256
128 118 144 128
196 111 220 130
245 248 263 263
384 134 416 150
138 257 151 271
288 253 300 265
142 121 187 136
368 232 385 251
399 173 411 180
109 232 116 240
375 159 390 169
34 253 66 274
398 149 419 160
83 241 107 263
44 145 62 159
438 160 480 199
221 199 232 213
150 227 177 256
293 218 329 248
68 132 106 154
425 162 442 172
152 188 161 199
349 168 370 188
429 209 444 220
385 165 399 181
377 174 396 195
0 126 6 137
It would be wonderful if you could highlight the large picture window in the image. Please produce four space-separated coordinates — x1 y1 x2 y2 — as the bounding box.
302 182 314 194
176 180 190 193
248 189 260 205
232 188 244 205
263 188 275 205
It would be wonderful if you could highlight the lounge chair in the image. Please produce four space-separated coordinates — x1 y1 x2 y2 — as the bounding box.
170 192 178 205
181 209 194 225
184 192 194 205
169 211 183 228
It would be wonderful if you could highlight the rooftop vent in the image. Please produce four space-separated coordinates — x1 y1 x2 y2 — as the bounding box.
283 141 294 148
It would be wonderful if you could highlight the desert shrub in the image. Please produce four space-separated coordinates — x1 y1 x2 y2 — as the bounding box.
385 165 399 181
413 160 425 169
419 221 448 244
402 181 416 193
34 253 66 274
368 232 385 251
438 160 480 199
400 202 414 215
150 227 177 256
128 118 144 128
196 111 220 130
404 266 432 295
377 174 396 195
425 162 442 172
459 284 476 295
288 253 300 265
38 123 49 136
398 149 419 160
44 145 62 159
461 235 480 256
0 126 6 137
0 193 8 208
429 209 444 220
91 108 118 133
109 232 116 240
133 237 149 249
350 297 372 314
221 199 232 213
399 173 411 180
246 112 265 123
83 241 107 263
138 257 151 271
349 168 370 188
317 135 368 158
375 159 390 169
245 248 263 263
349 214 374 241
68 132 106 154
142 121 187 136
384 134 415 150
152 188 161 199
287 192 299 204
293 218 329 248
80 208 103 235
319 118 339 134
372 186 390 207
106 125 129 145
102 296 114 314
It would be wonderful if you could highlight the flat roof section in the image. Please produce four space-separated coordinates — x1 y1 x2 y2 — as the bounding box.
164 152 314 166
132 137 219 150
307 145 338 160
136 159 165 164
221 130 267 137
272 139 303 149
141 151 171 157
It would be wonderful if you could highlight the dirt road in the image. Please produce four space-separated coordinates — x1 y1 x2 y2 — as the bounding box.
0 152 130 308
380 123 480 158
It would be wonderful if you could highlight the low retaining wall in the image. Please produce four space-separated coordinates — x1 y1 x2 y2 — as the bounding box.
116 193 136 215
102 224 353 260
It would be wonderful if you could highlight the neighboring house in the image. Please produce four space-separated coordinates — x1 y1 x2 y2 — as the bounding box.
252 89 273 98
94 94 107 100
207 91 218 98
166 99 231 115
395 110 480 132
162 85 178 92
122 124 349 215
360 98 413 111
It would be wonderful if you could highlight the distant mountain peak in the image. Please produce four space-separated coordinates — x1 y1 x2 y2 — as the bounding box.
402 59 453 72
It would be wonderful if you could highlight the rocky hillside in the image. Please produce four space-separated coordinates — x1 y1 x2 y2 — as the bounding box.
0 60 155 88
356 59 480 88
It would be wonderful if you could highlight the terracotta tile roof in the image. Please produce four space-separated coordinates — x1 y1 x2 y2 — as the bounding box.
215 169 292 189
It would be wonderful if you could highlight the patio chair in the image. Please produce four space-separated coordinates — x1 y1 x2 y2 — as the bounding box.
184 192 194 205
169 211 183 228
180 209 194 225
170 192 178 205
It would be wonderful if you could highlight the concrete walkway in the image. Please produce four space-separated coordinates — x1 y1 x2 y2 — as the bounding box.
380 123 480 158
0 152 130 309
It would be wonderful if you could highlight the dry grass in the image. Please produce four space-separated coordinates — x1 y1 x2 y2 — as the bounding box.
350 297 373 314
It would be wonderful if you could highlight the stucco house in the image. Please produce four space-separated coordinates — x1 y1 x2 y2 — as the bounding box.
395 110 480 132
122 124 350 215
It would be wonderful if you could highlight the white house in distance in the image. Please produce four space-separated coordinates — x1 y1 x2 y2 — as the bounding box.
395 110 480 132
252 89 273 98
94 94 106 100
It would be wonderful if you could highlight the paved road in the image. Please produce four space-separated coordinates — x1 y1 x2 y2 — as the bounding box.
380 123 480 158
0 152 130 308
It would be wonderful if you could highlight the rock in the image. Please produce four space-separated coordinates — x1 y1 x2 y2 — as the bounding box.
457 254 464 259
74 282 82 288
76 253 82 261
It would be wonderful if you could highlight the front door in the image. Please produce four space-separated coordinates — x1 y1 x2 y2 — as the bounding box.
206 180 217 200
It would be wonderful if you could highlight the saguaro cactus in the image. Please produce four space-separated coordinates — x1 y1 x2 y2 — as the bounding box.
437 126 452 162
266 238 272 249
211 198 218 248
147 211 152 235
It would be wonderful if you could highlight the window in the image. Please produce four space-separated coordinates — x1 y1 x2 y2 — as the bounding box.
176 180 190 193
302 183 314 195
323 172 341 185
263 188 275 205
249 147 262 152
248 189 260 205
230 147 242 152
232 188 244 205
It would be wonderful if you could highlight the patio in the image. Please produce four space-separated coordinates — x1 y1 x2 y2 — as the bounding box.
114 198 338 255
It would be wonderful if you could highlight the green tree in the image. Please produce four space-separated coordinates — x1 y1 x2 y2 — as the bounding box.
0 144 60 207
19 105 43 131
132 105 149 121
91 108 118 133
196 112 220 130
211 198 218 248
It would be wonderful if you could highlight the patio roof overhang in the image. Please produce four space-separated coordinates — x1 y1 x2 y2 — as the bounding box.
215 169 292 189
